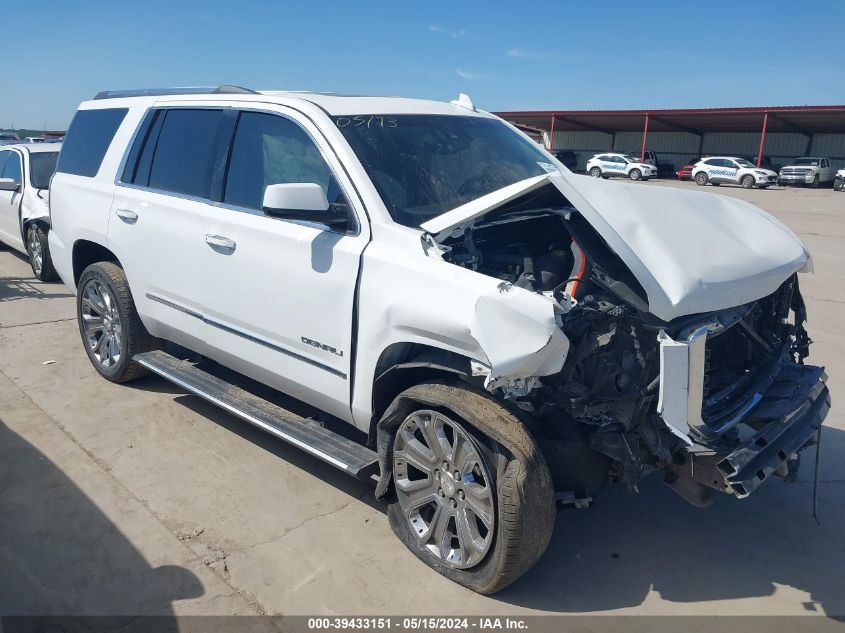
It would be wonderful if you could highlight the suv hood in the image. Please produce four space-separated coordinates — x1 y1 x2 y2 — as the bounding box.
421 170 811 321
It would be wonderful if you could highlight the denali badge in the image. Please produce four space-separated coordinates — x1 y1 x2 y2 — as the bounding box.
301 337 344 357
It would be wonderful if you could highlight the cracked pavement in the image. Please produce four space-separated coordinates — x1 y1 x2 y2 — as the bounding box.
0 180 843 618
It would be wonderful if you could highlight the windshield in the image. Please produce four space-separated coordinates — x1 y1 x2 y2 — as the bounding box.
29 152 59 189
735 159 755 168
794 158 820 166
332 115 550 227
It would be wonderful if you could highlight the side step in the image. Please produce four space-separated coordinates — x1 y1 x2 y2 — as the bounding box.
134 350 379 479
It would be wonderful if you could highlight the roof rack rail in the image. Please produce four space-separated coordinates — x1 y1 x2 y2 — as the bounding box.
93 85 258 100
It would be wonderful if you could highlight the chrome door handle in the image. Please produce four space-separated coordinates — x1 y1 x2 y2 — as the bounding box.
205 234 236 253
115 208 138 223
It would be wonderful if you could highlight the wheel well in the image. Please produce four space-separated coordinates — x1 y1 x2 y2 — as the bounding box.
72 240 119 286
369 343 476 442
20 217 49 243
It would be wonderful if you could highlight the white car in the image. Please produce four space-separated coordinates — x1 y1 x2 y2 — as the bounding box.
49 87 828 594
692 156 778 189
778 157 834 187
0 143 61 280
585 153 658 181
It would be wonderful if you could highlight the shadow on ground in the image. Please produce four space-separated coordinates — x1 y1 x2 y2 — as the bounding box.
498 423 845 615
0 419 203 622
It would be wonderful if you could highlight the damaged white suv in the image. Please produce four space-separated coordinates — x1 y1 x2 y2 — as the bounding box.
49 87 830 594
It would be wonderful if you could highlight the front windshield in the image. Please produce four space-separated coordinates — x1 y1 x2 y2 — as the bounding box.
332 115 550 228
735 159 755 168
794 158 820 166
29 152 59 189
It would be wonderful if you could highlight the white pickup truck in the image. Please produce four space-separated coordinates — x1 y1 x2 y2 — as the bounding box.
48 87 830 594
779 157 835 187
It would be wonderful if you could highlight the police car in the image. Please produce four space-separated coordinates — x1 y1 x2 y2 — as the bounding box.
691 156 778 189
585 153 658 181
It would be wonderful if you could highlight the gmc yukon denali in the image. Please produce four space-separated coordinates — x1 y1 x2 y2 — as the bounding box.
49 86 831 594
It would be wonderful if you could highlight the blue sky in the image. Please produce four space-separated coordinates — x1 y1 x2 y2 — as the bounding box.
3 0 844 129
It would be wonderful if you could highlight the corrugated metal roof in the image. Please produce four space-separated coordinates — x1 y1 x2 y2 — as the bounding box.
496 105 845 134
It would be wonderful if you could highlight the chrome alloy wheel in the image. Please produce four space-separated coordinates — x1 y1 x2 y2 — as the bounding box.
27 226 42 275
80 279 123 368
393 410 495 569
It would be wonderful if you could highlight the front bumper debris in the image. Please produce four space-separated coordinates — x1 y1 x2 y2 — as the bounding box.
668 361 829 499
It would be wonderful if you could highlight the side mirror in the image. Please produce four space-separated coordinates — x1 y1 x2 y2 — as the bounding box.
262 183 348 231
0 178 20 192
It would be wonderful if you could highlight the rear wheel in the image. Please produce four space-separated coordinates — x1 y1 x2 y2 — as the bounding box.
589 167 602 178
77 262 161 383
381 381 555 594
629 168 642 181
694 172 708 186
741 174 756 189
25 224 58 281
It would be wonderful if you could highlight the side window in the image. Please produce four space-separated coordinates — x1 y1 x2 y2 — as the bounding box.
0 151 10 178
2 152 22 184
124 109 166 187
224 111 346 213
596 155 609 161
822 159 829 168
147 109 224 198
57 108 128 177
702 159 716 166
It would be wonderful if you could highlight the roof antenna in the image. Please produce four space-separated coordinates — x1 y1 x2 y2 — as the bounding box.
451 93 476 112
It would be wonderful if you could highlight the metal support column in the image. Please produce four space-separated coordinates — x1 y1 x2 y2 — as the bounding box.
641 113 650 162
757 111 769 167
549 114 556 151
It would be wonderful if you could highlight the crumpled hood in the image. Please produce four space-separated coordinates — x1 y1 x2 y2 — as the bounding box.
422 170 811 322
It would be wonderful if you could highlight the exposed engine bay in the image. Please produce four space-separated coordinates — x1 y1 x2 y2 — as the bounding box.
435 185 829 508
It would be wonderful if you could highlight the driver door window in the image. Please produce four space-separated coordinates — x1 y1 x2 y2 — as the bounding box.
224 111 348 223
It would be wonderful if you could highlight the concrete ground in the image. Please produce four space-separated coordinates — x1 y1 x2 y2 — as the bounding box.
0 180 843 619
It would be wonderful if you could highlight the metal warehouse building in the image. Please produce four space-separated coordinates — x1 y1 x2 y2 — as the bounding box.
495 106 845 174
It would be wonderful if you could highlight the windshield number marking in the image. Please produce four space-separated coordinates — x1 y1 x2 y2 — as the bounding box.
336 116 398 129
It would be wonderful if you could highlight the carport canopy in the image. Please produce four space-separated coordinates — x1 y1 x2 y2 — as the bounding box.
495 105 845 167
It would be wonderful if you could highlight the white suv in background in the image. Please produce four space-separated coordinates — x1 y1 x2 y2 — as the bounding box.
692 156 778 189
0 143 62 280
778 157 834 187
48 86 828 594
585 153 658 181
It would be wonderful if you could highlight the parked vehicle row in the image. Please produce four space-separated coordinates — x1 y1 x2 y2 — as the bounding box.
0 143 61 279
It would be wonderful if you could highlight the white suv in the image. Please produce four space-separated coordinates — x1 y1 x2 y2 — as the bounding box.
585 153 658 181
0 143 62 280
49 86 829 594
692 156 778 189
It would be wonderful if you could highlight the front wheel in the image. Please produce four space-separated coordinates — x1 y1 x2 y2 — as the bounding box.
382 382 555 594
812 174 820 188
589 167 602 178
835 177 843 191
694 172 708 186
25 224 58 281
629 168 642 181
77 261 161 383
741 175 756 189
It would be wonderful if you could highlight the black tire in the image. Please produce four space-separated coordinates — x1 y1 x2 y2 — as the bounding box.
379 381 556 594
835 177 843 191
812 174 820 188
25 223 58 282
694 172 708 186
741 174 755 189
589 167 602 178
76 261 161 383
629 168 642 181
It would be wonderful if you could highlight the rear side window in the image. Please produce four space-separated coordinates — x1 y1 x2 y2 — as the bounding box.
146 109 224 198
57 108 127 177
